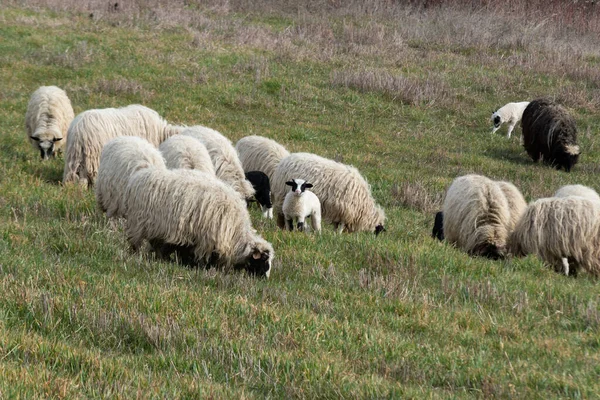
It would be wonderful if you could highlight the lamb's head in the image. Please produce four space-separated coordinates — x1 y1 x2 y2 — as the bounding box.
373 205 386 236
491 112 502 128
30 130 62 160
286 178 313 197
237 240 274 278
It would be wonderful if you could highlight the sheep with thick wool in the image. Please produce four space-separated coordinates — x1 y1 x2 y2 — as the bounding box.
124 168 273 277
181 126 255 200
521 98 580 172
159 135 215 175
25 86 75 160
554 184 600 203
272 153 385 234
282 178 322 232
490 101 529 139
235 135 290 182
95 136 166 219
442 175 526 259
63 104 182 187
508 196 600 277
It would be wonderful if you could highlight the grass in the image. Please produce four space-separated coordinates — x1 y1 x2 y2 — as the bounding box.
1 0 600 397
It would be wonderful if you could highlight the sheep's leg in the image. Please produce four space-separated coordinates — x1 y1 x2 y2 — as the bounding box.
491 126 500 135
297 216 305 232
261 204 270 218
286 218 294 231
268 208 273 219
562 257 569 276
506 123 515 139
311 212 321 233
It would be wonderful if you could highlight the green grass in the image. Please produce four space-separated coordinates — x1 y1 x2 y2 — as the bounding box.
1 3 599 398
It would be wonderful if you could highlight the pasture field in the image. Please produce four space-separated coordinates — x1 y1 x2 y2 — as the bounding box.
1 1 599 397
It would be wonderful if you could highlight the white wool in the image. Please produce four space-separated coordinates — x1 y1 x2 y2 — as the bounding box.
554 184 600 203
159 135 215 175
235 135 290 181
181 126 255 199
491 101 530 138
282 179 322 232
25 86 74 160
95 136 166 219
63 104 182 186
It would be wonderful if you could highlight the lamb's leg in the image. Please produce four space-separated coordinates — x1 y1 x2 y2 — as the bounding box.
286 218 294 231
491 126 500 135
261 204 270 218
297 216 305 232
268 208 273 219
311 212 321 233
506 123 515 139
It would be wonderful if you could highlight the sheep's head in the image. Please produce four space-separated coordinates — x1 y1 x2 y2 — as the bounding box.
491 113 502 128
286 178 313 197
239 241 274 278
30 130 62 160
431 211 444 241
554 144 580 172
372 205 386 235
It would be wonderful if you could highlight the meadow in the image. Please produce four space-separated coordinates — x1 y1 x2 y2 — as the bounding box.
1 0 600 397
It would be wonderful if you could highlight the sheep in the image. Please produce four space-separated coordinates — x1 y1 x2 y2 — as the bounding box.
490 101 529 139
521 98 580 172
25 86 75 160
95 136 166 219
554 184 600 203
432 211 444 241
282 179 322 232
63 104 182 187
124 168 273 277
158 135 215 175
442 175 526 259
181 126 255 200
508 196 600 277
272 152 385 235
245 171 273 218
235 135 290 182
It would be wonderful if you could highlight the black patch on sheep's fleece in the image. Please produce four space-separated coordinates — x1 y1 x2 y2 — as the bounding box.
431 211 444 241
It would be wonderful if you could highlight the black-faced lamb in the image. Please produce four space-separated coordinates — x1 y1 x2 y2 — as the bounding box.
521 98 580 172
282 179 322 232
159 135 215 175
245 171 273 219
25 86 75 160
490 101 529 139
235 135 290 182
124 168 273 277
271 152 385 234
63 104 182 186
95 136 166 219
442 175 526 259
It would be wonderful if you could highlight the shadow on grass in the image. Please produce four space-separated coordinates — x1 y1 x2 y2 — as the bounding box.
24 159 64 185
485 147 533 167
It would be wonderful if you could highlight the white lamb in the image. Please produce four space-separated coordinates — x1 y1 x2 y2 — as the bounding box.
124 168 273 277
25 85 75 160
181 126 255 200
63 104 182 187
95 136 166 219
159 135 215 175
282 179 321 232
490 101 530 138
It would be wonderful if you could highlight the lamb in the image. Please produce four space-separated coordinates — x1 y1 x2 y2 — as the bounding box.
95 136 166 219
245 171 273 218
282 179 321 232
181 126 255 200
490 101 529 139
508 196 600 277
158 135 215 175
272 152 385 234
442 175 526 259
235 135 290 181
63 104 182 187
521 98 580 172
124 168 273 277
25 86 75 160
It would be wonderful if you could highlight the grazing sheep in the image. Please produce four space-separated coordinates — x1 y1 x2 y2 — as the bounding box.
63 104 182 187
521 98 580 172
432 211 444 241
95 136 166 219
125 168 273 277
442 175 526 259
508 196 600 277
282 179 322 232
235 135 290 181
490 101 529 139
245 171 273 218
159 135 215 175
181 126 255 200
272 153 385 234
25 86 75 160
554 184 600 203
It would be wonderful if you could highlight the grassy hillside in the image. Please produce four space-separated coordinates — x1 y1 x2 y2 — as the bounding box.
1 1 599 397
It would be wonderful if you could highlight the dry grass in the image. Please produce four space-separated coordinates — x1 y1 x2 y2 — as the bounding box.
391 181 443 213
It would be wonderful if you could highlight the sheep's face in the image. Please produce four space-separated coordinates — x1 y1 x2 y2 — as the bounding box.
491 113 502 128
372 205 386 235
243 247 273 278
554 144 580 172
286 179 313 197
30 132 62 160
431 211 444 241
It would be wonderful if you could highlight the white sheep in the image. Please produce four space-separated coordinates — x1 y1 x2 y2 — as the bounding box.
282 179 322 232
25 85 75 160
235 135 290 181
554 184 600 203
508 196 600 278
490 101 530 138
272 152 385 234
63 104 182 187
95 136 166 219
124 168 273 277
181 126 255 200
442 175 526 259
158 135 215 175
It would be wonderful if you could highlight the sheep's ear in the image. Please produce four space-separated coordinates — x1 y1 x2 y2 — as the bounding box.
285 181 294 186
53 137 62 142
304 183 313 188
252 251 261 259
30 136 40 141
